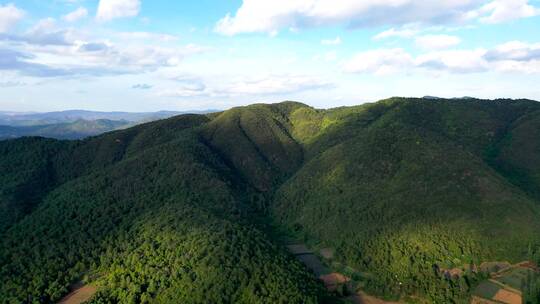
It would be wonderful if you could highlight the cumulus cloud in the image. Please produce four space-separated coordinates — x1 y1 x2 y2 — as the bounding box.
485 41 540 73
78 42 109 52
344 48 488 75
157 87 207 98
373 26 419 40
63 7 88 22
484 41 540 61
0 48 69 77
24 18 72 45
2 17 84 47
313 51 337 62
132 84 152 89
473 0 539 24
415 34 461 50
344 41 540 75
0 47 133 77
116 31 178 42
321 36 341 45
156 76 208 97
416 49 489 73
343 48 414 75
0 3 25 33
157 74 333 98
97 0 141 22
0 81 26 87
216 0 540 35
0 33 206 78
218 74 333 95
215 0 491 35
0 18 76 46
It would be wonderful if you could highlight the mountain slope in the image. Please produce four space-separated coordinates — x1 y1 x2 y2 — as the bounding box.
0 114 327 304
272 99 540 301
1 98 540 303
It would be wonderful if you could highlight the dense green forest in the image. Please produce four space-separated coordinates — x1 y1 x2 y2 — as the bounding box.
1 98 540 303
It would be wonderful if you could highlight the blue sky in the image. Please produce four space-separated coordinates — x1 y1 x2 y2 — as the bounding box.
0 0 540 112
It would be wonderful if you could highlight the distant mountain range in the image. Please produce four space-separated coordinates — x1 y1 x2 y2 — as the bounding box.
0 109 217 140
0 119 130 140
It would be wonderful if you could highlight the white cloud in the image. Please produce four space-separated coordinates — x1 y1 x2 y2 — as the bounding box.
132 83 152 89
116 31 179 42
492 59 540 74
416 49 489 73
73 44 197 69
161 76 207 97
31 18 58 33
485 41 540 73
97 0 141 22
15 18 73 46
0 81 26 87
321 36 341 45
485 41 540 61
345 41 540 76
154 73 334 99
474 0 539 24
157 87 207 98
215 0 490 35
313 51 337 62
63 7 88 22
218 74 333 96
373 26 418 40
0 13 210 78
343 48 414 75
415 34 461 50
0 3 25 33
1 31 207 77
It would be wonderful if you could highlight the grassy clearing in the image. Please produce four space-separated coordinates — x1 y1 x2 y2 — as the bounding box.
474 281 501 300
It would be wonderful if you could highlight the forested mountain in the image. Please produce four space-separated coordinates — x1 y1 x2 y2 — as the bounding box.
1 98 540 303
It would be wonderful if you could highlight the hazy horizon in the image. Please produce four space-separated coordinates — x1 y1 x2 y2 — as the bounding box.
3 95 540 114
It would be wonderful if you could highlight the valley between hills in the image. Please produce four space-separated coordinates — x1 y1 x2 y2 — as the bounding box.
2 97 540 304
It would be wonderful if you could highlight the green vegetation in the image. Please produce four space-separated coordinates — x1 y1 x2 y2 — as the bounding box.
274 98 540 302
0 114 326 303
1 98 540 303
473 281 501 300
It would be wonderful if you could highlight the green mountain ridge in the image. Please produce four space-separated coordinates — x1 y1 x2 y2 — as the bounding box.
1 97 540 303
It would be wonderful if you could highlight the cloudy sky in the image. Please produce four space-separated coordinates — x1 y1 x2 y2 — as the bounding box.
1 0 540 112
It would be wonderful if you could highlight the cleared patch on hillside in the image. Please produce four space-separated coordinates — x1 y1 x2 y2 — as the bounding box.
287 242 401 303
58 284 97 304
320 272 350 292
348 292 401 304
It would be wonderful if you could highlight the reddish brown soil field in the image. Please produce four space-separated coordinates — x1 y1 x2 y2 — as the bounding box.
492 289 521 304
58 285 97 304
470 295 499 304
319 272 350 291
347 291 401 304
